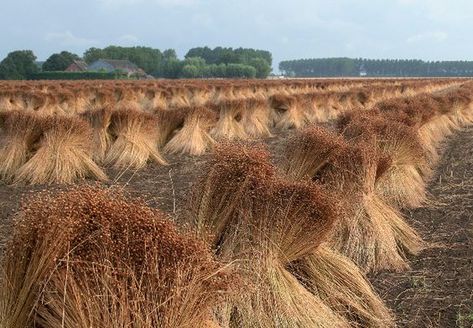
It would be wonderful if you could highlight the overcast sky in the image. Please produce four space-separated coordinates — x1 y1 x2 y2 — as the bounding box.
2 0 473 69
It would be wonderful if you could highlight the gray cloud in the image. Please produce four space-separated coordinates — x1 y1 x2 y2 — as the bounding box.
98 0 200 8
406 31 448 43
44 31 99 47
1 0 472 68
117 34 140 45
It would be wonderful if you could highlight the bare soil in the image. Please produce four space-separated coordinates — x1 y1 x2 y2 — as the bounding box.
371 127 473 328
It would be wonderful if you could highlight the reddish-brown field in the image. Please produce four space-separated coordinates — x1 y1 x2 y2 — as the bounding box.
0 78 472 328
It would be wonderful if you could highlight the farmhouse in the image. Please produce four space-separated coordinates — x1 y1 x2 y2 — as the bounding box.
65 60 88 72
359 64 367 77
87 59 144 76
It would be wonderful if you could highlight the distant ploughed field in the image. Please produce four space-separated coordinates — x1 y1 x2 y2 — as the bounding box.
0 78 472 328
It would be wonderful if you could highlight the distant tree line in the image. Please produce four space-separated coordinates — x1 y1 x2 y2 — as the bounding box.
31 71 127 80
84 46 272 78
0 46 273 80
184 46 272 78
83 46 174 74
279 57 473 77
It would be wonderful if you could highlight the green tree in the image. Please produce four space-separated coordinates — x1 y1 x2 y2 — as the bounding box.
42 51 80 71
180 65 201 78
83 47 104 64
0 50 38 80
163 49 178 60
203 64 226 78
185 46 214 63
279 57 473 77
249 57 272 78
185 46 272 68
183 56 206 68
156 58 184 78
225 64 256 78
214 63 227 77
